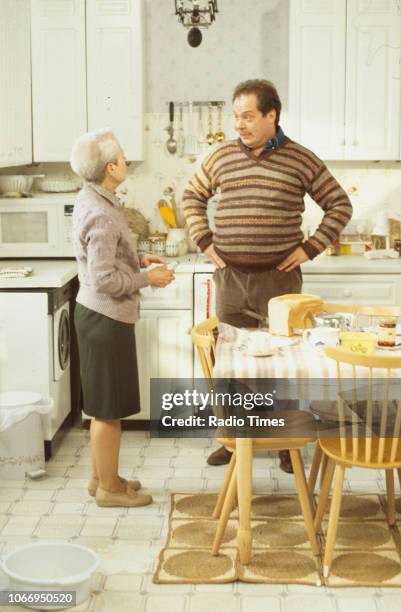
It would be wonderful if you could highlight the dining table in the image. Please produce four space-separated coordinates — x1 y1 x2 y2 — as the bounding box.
211 323 401 564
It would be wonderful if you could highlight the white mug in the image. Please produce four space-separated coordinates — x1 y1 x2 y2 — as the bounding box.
302 327 339 347
247 331 272 355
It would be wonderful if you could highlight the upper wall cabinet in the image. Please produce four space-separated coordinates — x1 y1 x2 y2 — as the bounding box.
289 0 401 160
0 0 32 167
31 0 87 162
86 0 144 161
31 0 144 162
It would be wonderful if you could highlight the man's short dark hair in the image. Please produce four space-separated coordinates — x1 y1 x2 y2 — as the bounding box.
232 79 281 127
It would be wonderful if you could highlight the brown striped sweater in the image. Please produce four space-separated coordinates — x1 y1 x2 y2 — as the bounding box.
183 137 352 271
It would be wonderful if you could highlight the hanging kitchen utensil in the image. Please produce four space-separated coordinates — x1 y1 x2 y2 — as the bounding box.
214 102 226 143
166 102 177 154
197 104 205 145
185 101 198 155
206 102 215 145
176 103 185 157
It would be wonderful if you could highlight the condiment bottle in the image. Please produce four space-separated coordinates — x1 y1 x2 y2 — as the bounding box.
377 316 397 347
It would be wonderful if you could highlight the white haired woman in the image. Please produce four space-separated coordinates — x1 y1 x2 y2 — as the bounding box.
70 129 174 507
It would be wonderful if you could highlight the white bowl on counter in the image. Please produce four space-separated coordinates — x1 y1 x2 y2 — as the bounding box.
0 174 44 195
34 176 82 192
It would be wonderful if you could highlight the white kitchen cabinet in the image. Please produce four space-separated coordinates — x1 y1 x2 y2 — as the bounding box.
0 0 32 167
129 310 193 420
30 0 144 162
345 0 401 160
288 0 346 160
31 0 87 161
289 0 401 160
86 0 145 161
303 274 401 305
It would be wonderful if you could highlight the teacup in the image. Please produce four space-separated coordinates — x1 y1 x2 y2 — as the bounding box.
303 327 339 347
247 331 272 355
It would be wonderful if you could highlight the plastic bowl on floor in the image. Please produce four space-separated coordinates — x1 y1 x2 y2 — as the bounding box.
0 541 99 610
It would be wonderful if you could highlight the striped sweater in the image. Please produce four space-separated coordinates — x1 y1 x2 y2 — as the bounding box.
183 137 352 271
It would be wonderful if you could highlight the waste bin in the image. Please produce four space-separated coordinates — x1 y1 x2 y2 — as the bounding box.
0 395 52 479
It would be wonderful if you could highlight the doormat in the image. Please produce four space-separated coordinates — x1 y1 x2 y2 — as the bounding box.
153 493 401 587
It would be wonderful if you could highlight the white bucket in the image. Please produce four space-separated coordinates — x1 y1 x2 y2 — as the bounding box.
0 542 99 610
0 411 45 479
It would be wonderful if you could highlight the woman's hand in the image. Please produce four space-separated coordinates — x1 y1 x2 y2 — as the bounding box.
141 254 167 267
147 265 175 288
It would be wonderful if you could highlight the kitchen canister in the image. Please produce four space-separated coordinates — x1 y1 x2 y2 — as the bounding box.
166 229 188 256
165 241 179 257
153 239 166 257
137 239 150 255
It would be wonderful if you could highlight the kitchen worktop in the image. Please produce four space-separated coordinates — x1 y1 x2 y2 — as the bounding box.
171 253 401 275
0 259 78 288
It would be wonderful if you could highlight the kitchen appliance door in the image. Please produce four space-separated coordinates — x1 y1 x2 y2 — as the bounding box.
194 273 216 324
0 203 60 257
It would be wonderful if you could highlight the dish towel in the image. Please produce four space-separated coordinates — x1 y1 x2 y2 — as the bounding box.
0 266 33 278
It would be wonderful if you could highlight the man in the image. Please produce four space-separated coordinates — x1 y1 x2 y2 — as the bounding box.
183 80 352 471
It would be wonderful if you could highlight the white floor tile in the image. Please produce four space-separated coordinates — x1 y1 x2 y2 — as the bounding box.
104 573 143 591
167 477 205 492
35 515 84 538
10 501 51 515
144 595 187 612
89 591 144 611
377 595 401 612
22 489 56 501
188 593 239 612
99 541 154 575
284 595 335 612
337 598 380 612
51 502 86 515
241 597 281 612
81 517 118 537
1 515 39 536
0 489 24 502
115 516 163 540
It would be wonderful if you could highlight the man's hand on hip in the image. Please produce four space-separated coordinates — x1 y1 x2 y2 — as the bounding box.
276 246 309 272
204 244 226 269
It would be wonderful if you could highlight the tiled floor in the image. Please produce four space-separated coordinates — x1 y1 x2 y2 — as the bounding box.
0 428 399 611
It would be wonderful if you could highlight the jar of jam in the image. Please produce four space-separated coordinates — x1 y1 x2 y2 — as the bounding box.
377 316 397 347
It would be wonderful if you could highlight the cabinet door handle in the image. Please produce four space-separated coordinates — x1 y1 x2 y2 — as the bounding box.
343 290 352 298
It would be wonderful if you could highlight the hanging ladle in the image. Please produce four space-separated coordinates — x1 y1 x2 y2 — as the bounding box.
166 102 177 154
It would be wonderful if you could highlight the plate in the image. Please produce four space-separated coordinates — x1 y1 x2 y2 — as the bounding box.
0 391 42 407
245 337 297 357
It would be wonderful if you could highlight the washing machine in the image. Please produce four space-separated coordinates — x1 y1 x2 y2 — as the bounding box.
0 261 77 449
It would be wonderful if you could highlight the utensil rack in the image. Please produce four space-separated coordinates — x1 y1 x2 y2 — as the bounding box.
167 101 226 107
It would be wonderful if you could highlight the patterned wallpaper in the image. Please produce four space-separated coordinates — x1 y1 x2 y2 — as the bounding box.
144 0 289 112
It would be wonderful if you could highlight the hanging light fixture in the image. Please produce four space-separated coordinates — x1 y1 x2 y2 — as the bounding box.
174 1 219 47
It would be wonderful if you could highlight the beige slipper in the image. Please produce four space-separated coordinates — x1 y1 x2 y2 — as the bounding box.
88 476 141 497
95 487 153 508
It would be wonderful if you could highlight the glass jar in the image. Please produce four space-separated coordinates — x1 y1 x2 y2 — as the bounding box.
377 316 397 347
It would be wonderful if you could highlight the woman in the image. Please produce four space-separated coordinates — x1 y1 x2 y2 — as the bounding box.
70 128 174 507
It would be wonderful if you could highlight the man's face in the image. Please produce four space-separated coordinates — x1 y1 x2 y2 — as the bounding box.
233 93 277 149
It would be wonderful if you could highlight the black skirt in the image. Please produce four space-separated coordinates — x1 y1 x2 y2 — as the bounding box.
74 303 140 419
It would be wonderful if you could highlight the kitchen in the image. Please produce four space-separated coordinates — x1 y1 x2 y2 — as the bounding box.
1 0 401 609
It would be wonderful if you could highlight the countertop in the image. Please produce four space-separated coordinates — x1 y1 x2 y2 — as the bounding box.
0 259 78 288
169 253 401 275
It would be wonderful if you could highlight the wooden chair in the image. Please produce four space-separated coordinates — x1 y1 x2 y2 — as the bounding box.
314 346 401 578
190 318 319 565
308 302 401 495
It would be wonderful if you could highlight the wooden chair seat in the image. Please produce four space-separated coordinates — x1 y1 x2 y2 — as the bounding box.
319 437 401 469
218 437 315 452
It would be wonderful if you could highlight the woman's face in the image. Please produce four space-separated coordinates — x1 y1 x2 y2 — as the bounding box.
107 152 127 186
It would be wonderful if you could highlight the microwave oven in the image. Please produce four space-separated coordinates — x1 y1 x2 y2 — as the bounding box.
0 195 76 258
